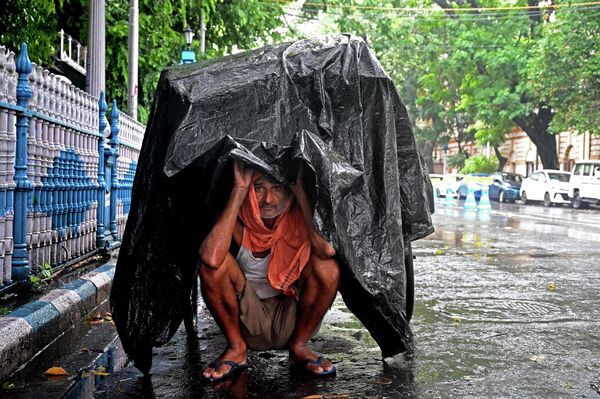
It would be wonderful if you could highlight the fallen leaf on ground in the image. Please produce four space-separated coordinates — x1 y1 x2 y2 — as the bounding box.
89 313 104 325
44 367 69 376
302 396 348 399
530 354 545 363
81 347 89 352
547 282 557 292
91 371 109 376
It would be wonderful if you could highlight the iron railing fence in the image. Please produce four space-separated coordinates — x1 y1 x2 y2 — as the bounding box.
0 43 144 290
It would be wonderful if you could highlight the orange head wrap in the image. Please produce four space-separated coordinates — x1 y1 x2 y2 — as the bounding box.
238 172 311 297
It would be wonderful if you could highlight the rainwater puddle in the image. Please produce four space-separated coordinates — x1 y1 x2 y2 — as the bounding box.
64 341 129 399
434 298 573 323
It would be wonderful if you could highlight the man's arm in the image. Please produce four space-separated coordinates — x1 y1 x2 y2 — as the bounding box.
199 160 252 269
291 164 336 259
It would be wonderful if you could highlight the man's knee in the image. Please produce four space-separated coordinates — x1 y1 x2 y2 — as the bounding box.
309 257 341 289
199 256 245 293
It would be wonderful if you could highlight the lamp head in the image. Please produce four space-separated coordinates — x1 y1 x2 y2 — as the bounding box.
184 27 194 47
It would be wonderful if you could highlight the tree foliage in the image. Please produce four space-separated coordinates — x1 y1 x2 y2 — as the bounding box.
1 0 286 123
0 0 87 65
306 0 599 169
460 154 499 174
527 6 600 135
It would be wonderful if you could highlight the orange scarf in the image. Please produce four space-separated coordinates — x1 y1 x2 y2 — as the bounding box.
238 174 311 298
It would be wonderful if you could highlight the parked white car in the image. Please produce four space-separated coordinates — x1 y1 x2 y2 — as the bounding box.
569 160 600 209
434 173 464 198
520 169 571 207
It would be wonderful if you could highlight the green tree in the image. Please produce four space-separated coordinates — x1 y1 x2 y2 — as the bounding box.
1 0 286 123
106 0 287 123
305 0 600 169
460 154 499 174
0 0 87 65
527 5 600 135
319 2 478 171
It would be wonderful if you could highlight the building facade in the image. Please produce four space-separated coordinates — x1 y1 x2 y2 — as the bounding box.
433 130 600 176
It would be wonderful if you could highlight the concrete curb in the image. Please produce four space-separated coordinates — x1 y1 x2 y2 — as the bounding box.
0 262 115 381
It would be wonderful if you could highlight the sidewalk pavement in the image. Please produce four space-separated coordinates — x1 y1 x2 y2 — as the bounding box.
0 262 414 398
0 262 116 382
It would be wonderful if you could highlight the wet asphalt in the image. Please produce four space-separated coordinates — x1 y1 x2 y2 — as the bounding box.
5 199 600 398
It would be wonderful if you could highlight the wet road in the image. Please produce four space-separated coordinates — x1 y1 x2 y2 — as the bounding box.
411 201 600 398
93 201 599 398
6 200 600 398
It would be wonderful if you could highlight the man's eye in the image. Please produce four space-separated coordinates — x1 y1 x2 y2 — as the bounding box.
254 186 264 192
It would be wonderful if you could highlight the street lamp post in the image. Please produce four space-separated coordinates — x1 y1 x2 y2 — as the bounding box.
442 144 449 174
181 27 196 64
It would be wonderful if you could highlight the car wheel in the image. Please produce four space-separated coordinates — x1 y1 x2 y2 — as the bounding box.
521 191 528 205
498 190 505 203
572 190 587 209
543 192 552 207
404 242 414 323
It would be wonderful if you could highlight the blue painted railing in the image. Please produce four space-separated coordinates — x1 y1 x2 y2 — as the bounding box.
0 43 144 288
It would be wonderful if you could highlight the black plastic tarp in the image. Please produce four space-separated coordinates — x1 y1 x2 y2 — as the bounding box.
111 34 434 373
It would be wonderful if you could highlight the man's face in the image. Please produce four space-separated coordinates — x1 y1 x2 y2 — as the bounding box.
253 175 291 222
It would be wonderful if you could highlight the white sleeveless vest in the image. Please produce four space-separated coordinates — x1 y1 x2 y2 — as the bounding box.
236 229 281 299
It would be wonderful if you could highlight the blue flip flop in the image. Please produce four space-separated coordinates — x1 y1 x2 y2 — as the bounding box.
204 360 248 383
295 355 337 377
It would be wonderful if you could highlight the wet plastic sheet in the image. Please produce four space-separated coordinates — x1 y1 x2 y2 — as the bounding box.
111 34 434 373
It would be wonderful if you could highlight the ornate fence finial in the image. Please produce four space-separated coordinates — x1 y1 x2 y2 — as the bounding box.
16 43 32 107
99 91 108 136
110 99 120 145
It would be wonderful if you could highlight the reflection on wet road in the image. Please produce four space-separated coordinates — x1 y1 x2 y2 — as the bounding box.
411 201 600 398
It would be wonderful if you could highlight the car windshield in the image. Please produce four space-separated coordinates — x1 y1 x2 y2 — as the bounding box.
502 173 523 183
548 173 570 182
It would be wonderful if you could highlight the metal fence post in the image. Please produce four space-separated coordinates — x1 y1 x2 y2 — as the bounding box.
12 44 33 281
96 92 107 248
109 100 119 241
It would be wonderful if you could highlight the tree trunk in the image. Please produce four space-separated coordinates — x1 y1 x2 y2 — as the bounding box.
494 146 507 171
513 105 558 169
418 140 435 174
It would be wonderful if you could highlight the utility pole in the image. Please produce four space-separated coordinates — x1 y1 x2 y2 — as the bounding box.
128 0 139 120
200 8 206 54
87 0 106 97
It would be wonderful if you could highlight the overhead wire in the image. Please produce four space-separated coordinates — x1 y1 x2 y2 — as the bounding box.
257 0 600 23
259 0 600 50
261 0 600 13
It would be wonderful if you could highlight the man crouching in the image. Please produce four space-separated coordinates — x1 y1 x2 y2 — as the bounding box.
198 160 340 383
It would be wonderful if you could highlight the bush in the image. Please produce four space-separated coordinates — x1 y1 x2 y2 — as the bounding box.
447 151 468 170
460 155 499 174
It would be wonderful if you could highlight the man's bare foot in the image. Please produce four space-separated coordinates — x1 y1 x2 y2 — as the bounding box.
289 345 335 375
310 232 336 259
203 346 248 381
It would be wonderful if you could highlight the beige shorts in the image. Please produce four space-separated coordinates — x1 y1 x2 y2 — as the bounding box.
238 281 299 351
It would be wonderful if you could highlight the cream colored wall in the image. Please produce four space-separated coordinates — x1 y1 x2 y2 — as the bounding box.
435 130 600 176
